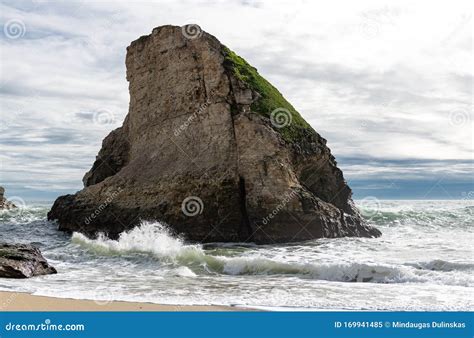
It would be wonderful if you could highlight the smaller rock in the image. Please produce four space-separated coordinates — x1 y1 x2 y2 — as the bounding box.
0 243 57 278
0 186 17 210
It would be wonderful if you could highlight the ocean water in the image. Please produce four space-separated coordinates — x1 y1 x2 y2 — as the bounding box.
0 200 472 311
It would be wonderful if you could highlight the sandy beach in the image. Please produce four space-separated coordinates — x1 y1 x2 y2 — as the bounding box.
0 291 239 311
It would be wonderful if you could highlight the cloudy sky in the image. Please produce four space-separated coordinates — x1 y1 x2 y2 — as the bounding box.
0 0 472 201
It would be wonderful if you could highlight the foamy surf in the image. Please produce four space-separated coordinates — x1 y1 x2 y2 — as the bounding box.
72 221 205 260
2 200 472 310
71 221 473 286
405 260 474 272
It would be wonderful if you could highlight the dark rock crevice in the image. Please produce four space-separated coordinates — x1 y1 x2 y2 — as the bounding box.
238 176 253 240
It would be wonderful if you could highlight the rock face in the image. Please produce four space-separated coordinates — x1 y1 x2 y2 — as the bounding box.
0 243 57 278
48 25 381 243
0 186 16 210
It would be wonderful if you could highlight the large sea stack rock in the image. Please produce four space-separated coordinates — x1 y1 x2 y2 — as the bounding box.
48 25 381 243
0 243 57 278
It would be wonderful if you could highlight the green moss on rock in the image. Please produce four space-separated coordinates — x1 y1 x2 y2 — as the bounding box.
223 46 314 143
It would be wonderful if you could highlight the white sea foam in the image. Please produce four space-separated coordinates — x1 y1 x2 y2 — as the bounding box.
3 201 472 310
72 221 205 260
71 221 473 286
405 259 474 272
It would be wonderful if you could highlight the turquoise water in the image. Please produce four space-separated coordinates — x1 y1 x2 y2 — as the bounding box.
0 200 472 310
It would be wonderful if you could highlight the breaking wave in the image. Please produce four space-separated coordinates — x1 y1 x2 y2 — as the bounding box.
405 259 474 272
72 221 473 286
72 221 204 260
364 208 473 227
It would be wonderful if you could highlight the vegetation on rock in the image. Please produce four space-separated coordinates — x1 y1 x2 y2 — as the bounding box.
223 46 314 143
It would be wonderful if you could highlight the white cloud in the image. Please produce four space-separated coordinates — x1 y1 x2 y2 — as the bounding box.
0 0 472 198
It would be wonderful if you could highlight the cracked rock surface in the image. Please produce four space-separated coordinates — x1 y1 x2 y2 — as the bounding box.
48 25 381 243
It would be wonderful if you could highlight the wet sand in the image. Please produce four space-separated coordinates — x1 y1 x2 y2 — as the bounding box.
0 291 242 311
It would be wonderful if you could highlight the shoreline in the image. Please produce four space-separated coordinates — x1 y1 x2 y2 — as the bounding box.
0 291 244 311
